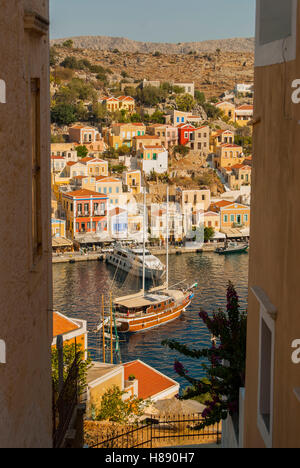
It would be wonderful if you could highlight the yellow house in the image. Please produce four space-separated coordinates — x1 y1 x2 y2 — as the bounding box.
95 176 123 206
214 101 236 121
234 105 253 127
132 134 162 152
213 143 244 169
100 96 135 113
80 157 108 177
51 218 66 237
210 129 235 153
220 202 250 230
123 170 142 195
107 123 147 149
222 164 252 190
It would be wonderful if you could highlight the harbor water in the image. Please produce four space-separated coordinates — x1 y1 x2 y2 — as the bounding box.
53 251 249 389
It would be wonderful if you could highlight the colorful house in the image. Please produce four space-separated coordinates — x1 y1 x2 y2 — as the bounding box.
222 164 252 190
137 145 168 174
212 143 244 169
95 176 123 206
220 202 250 230
51 218 66 238
100 96 135 113
203 211 221 232
132 134 162 152
80 157 108 177
109 206 128 239
62 189 108 240
68 125 101 144
122 170 142 195
210 129 235 153
105 123 146 149
214 101 236 121
234 105 253 126
147 124 178 149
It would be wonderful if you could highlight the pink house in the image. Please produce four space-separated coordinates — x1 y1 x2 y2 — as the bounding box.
147 124 178 149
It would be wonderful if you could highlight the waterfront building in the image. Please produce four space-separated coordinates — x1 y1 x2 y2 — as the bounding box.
150 204 183 243
212 143 244 169
109 206 128 239
62 189 109 241
219 202 250 231
137 145 168 175
176 188 211 212
51 218 66 238
95 176 123 206
203 211 221 232
241 0 300 449
63 161 88 178
0 0 53 447
147 124 178 149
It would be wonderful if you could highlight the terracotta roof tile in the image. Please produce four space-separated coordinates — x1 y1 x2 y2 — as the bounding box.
123 360 177 399
53 311 80 337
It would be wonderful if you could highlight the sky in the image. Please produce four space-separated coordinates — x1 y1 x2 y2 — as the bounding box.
50 0 256 43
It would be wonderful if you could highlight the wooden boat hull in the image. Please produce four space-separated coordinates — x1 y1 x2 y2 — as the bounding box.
116 297 192 333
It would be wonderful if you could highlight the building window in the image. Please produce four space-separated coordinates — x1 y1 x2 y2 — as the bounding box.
224 215 228 223
31 78 42 263
255 0 297 66
251 286 277 448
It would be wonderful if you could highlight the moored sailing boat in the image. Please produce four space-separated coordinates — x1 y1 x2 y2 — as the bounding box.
110 187 197 333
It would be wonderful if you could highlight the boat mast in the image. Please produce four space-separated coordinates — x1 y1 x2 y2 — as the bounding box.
142 187 146 294
110 292 113 364
166 185 169 290
102 294 105 363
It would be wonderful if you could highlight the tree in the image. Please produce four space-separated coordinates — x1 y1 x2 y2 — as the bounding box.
162 282 247 429
173 145 190 157
51 103 77 125
195 90 206 105
94 385 147 424
52 342 92 396
176 93 195 112
62 39 74 49
50 47 59 67
204 226 215 242
76 145 89 158
117 145 131 156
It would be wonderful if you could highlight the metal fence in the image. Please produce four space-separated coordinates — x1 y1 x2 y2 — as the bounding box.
52 352 80 448
87 414 221 449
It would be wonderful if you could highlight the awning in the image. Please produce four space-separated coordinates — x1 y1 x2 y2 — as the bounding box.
52 237 73 248
221 227 250 238
212 231 226 239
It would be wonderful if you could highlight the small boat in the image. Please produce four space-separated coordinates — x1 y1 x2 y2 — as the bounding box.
106 243 165 280
215 242 248 254
113 283 196 333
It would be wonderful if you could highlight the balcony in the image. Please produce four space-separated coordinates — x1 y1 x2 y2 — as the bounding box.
93 210 106 217
77 212 90 217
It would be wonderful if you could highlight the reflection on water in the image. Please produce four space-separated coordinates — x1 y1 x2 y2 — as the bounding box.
53 252 249 388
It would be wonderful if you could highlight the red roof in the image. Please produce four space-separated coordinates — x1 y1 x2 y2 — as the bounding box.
123 360 177 399
53 311 80 337
209 200 232 212
64 189 108 198
51 156 65 160
236 105 253 111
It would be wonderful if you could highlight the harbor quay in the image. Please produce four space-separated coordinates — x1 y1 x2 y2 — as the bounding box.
52 242 226 264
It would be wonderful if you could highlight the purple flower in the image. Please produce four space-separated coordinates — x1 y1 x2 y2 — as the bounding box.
174 360 185 375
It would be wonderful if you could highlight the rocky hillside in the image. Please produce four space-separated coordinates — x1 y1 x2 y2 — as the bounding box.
51 35 254 54
52 47 254 99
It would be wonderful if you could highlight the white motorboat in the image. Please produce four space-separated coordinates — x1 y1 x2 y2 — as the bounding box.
106 243 166 280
